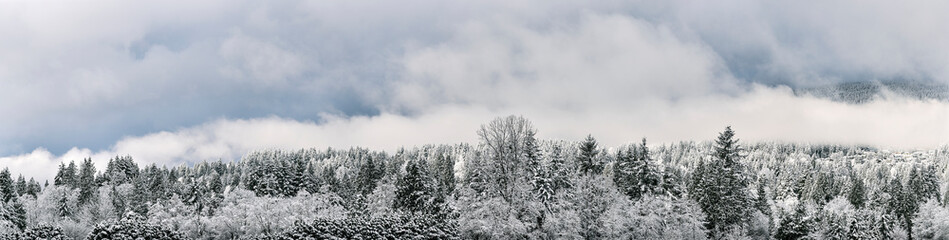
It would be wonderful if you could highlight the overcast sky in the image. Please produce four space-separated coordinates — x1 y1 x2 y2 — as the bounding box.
1 0 948 180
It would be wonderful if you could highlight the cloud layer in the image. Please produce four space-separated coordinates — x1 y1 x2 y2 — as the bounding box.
1 0 948 180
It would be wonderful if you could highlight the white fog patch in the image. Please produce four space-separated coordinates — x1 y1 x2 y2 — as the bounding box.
3 88 946 182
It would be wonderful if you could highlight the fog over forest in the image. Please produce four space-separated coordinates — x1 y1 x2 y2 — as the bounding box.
1 116 948 239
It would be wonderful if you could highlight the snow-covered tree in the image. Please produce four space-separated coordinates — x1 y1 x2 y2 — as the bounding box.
912 199 949 239
690 126 753 236
614 138 662 200
577 135 602 175
394 159 435 215
0 169 16 202
77 158 97 205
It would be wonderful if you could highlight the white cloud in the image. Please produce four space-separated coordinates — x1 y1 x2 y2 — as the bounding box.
394 13 737 113
1 0 949 181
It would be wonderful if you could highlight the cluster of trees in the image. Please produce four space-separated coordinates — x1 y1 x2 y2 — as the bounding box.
1 115 948 239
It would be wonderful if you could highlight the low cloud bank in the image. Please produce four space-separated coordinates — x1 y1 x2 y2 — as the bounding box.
3 87 946 181
2 5 948 180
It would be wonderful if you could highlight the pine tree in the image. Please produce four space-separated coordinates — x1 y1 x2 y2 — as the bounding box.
431 151 456 210
691 126 752 236
614 138 662 200
909 166 939 202
15 175 26 196
887 177 919 240
613 146 636 198
548 144 571 192
78 158 97 205
3 200 27 230
848 174 866 209
356 155 381 196
65 161 78 188
0 168 15 202
635 139 661 196
660 166 683 198
394 159 433 214
26 178 41 197
524 129 543 193
577 135 601 175
58 189 73 217
755 182 770 216
53 163 67 186
775 202 809 240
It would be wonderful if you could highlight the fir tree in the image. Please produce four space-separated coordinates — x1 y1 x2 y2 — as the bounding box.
524 129 543 193
65 161 78 188
26 178 41 197
548 144 571 192
775 203 809 240
356 155 382 196
755 182 770 216
613 146 636 198
394 159 433 214
887 177 919 240
0 168 15 202
577 135 601 175
15 175 26 196
78 158 97 205
691 126 752 236
909 166 939 202
614 138 662 200
431 152 456 208
3 200 26 230
848 174 866 209
53 163 67 186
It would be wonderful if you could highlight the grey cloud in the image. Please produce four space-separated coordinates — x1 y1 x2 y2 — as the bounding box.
0 0 946 169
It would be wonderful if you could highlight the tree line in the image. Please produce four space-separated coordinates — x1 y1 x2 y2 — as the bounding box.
1 115 948 239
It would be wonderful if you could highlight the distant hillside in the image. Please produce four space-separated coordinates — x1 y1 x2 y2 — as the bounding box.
794 81 949 104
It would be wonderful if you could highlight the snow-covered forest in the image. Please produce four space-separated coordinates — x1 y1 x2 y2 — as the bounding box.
1 115 948 239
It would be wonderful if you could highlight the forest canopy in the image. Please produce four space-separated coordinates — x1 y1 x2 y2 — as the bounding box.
0 115 948 239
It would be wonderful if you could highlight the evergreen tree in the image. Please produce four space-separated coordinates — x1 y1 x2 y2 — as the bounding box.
848 174 866 209
53 163 67 186
58 189 73 217
2 200 27 230
356 155 382 196
26 178 41 197
394 159 433 214
691 126 752 236
524 129 543 193
660 166 683 198
754 182 770 216
78 158 97 205
431 152 456 208
577 135 602 175
14 175 26 196
105 156 139 185
774 203 809 240
909 166 939 202
887 177 919 239
548 144 571 192
613 146 636 198
0 168 15 202
614 138 661 200
64 161 78 188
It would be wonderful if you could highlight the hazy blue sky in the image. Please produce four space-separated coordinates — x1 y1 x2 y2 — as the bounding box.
1 0 948 179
